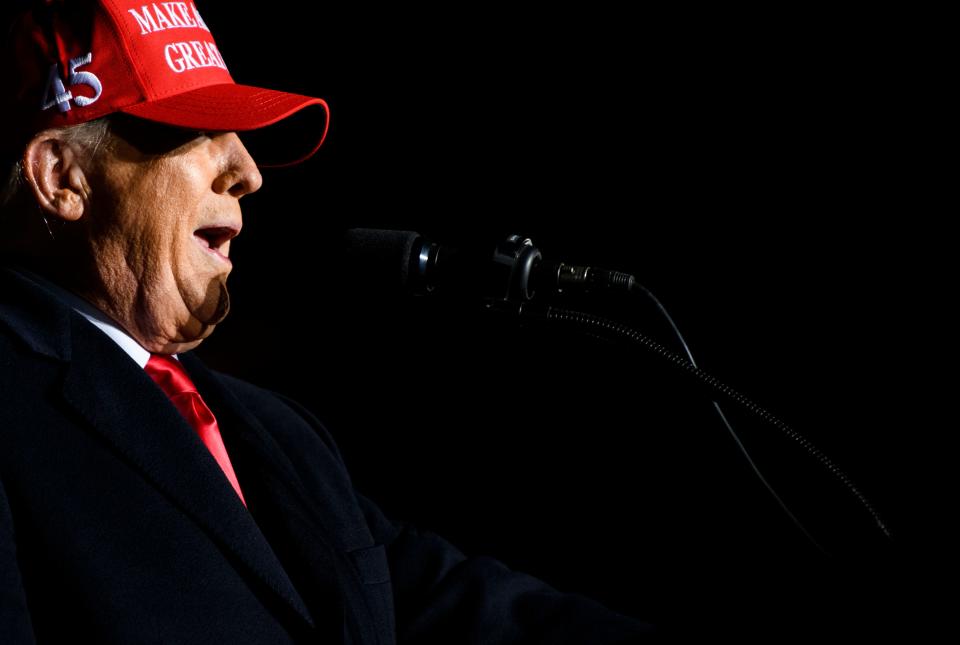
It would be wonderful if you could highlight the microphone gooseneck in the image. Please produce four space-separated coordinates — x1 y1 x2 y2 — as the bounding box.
339 227 893 550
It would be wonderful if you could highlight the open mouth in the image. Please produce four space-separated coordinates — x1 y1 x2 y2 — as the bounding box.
194 226 239 265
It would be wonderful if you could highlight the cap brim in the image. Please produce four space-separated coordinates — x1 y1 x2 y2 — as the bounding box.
120 83 330 168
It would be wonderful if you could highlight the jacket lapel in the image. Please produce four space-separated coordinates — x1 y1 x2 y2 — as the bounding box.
179 352 364 642
59 319 320 633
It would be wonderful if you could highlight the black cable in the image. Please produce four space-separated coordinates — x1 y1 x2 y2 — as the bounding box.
628 281 826 554
527 303 893 544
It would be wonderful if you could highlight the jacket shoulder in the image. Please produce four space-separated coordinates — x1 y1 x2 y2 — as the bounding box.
195 365 381 547
211 371 342 457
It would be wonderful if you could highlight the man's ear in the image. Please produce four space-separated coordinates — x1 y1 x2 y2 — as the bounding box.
21 133 92 223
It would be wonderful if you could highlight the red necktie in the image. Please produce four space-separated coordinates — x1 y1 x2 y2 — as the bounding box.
144 353 247 507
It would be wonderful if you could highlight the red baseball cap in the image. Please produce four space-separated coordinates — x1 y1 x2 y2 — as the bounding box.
2 0 330 167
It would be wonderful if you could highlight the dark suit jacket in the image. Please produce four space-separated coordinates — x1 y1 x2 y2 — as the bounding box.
0 265 652 644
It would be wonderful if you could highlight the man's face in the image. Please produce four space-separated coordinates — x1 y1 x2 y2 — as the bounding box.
78 116 263 353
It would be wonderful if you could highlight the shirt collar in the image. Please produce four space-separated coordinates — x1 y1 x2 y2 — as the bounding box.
8 265 176 369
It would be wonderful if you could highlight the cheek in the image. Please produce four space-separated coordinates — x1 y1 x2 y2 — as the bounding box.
125 170 199 273
95 168 179 254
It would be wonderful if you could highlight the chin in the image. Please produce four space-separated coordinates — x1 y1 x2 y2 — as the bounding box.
173 309 226 350
184 275 232 326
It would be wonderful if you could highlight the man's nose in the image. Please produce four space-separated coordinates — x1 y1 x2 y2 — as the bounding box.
213 132 264 198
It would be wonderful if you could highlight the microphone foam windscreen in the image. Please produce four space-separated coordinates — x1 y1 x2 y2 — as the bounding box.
340 228 421 296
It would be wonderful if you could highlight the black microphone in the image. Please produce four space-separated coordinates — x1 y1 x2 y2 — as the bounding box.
340 228 639 304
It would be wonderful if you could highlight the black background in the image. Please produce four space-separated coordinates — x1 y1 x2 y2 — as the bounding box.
192 4 940 638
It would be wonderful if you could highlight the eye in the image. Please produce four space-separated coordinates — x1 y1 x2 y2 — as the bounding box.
109 114 211 155
173 129 209 146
